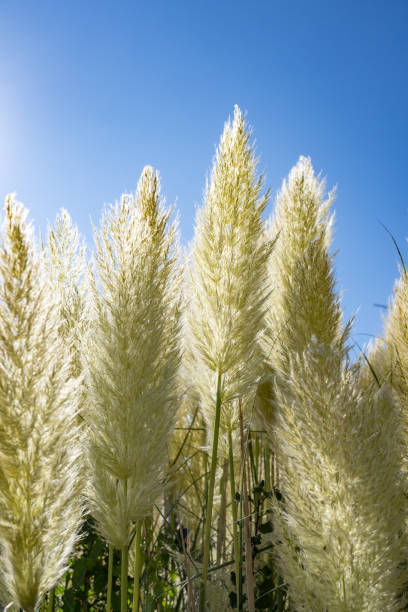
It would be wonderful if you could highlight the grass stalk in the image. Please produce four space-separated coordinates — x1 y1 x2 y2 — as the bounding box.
177 512 196 612
254 434 260 477
199 372 222 612
263 444 272 568
132 520 143 611
216 459 228 566
247 432 258 486
121 478 129 612
276 574 286 611
227 427 241 610
239 410 255 612
47 588 55 612
107 544 114 612
264 445 271 492
201 425 209 559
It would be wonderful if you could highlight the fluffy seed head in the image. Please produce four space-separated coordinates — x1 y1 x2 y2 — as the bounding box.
0 196 83 611
271 343 407 611
264 155 348 367
187 106 273 446
83 166 182 548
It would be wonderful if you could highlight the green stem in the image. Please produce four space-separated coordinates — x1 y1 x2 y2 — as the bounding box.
216 458 228 565
276 574 285 611
132 520 143 611
247 431 259 518
248 432 258 486
199 372 222 612
47 588 55 612
239 409 255 612
202 435 209 558
238 407 247 612
264 445 271 493
263 445 272 565
227 427 241 611
107 543 114 612
342 573 347 608
121 479 129 612
238 493 244 609
255 434 260 476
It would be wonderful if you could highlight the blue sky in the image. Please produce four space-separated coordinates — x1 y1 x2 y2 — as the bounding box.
1 0 407 349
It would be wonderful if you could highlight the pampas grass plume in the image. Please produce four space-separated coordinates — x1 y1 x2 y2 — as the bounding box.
83 166 182 549
188 105 273 441
0 196 84 611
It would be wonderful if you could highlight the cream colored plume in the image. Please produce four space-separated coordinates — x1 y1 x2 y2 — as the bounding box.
82 166 182 549
272 343 407 611
45 210 87 416
0 196 83 611
363 263 408 479
187 105 274 449
368 265 408 391
262 158 407 609
256 156 349 437
46 209 86 343
264 155 349 366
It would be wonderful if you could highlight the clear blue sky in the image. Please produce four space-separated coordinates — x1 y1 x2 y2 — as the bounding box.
1 0 407 350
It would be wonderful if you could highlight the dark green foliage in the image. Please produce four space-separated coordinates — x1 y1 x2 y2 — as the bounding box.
38 435 289 611
49 519 115 611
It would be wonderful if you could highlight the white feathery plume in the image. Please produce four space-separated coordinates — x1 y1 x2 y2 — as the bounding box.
261 159 407 610
272 343 407 611
367 266 408 394
187 105 273 610
46 209 86 340
363 260 408 481
187 104 273 448
255 156 347 440
0 195 83 612
45 210 87 414
82 166 182 550
264 155 348 366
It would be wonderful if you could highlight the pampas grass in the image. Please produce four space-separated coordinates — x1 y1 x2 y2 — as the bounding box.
0 196 83 612
186 106 273 610
264 155 348 366
272 343 407 611
82 166 181 610
260 157 407 611
1 108 408 611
